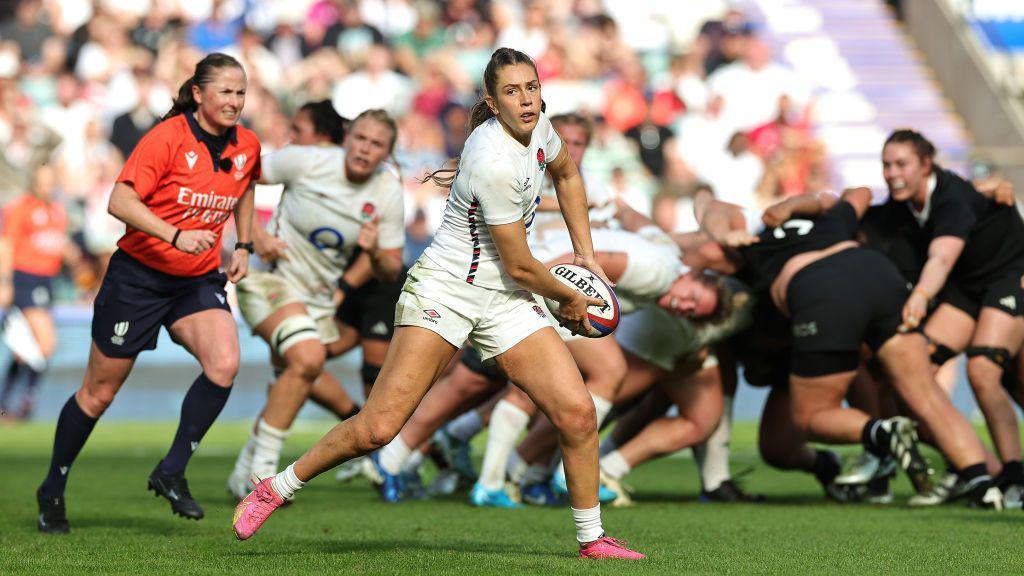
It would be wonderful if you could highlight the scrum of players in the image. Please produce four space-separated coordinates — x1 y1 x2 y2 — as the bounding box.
229 98 1024 514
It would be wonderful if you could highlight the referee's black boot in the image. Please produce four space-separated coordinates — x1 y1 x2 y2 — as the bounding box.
148 463 204 520
37 489 70 534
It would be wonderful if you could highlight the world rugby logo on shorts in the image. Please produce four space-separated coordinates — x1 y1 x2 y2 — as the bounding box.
111 321 129 346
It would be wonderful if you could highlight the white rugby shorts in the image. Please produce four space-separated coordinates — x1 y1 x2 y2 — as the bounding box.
236 271 340 344
396 257 552 360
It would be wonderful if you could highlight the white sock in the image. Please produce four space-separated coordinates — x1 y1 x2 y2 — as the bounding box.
599 449 632 480
252 419 289 478
552 393 615 481
520 463 552 486
598 436 619 457
572 503 604 543
230 429 257 481
402 449 425 475
590 392 614 427
507 450 528 484
447 410 484 442
479 400 531 490
270 462 305 500
378 436 412 476
694 395 733 492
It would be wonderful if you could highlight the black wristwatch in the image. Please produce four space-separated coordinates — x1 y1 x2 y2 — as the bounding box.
235 242 255 254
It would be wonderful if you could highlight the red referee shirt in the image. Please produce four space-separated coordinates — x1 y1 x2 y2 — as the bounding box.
115 112 261 277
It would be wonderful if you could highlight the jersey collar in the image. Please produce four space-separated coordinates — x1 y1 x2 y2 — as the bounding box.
185 110 238 172
909 173 937 226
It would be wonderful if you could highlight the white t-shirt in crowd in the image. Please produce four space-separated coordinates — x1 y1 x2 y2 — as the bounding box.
423 113 562 291
261 145 405 309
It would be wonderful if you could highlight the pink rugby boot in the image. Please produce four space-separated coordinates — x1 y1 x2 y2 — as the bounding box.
578 535 646 560
233 476 285 540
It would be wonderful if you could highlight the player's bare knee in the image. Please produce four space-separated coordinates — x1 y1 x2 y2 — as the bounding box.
967 355 1005 392
203 354 239 387
287 348 326 382
552 397 597 439
78 383 116 416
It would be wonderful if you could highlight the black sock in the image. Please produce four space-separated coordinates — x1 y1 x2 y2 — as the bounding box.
861 419 890 458
159 373 231 475
0 360 24 410
39 395 99 498
813 450 841 485
1001 460 1023 485
958 462 993 499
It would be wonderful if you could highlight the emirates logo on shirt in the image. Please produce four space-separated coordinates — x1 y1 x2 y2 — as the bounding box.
537 148 546 172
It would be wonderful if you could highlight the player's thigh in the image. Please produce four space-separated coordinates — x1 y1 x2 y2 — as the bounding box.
663 365 723 431
21 307 57 357
789 370 856 428
971 306 1024 354
495 327 592 426
568 336 627 383
923 303 975 353
615 349 669 405
326 320 361 358
360 326 458 426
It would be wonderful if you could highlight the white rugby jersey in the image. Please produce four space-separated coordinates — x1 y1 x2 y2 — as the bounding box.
423 113 562 290
261 145 404 310
531 227 686 314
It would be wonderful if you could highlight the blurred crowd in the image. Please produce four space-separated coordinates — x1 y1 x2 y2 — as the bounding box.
0 0 828 305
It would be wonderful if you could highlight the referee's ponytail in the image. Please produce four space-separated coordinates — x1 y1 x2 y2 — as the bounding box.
163 53 245 121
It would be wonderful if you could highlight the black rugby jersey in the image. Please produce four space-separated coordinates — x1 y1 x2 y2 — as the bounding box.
738 200 860 293
865 167 1024 286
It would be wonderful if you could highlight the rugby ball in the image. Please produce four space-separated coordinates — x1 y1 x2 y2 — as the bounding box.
543 264 620 338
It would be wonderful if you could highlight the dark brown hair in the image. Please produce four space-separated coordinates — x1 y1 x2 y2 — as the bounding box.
884 129 936 165
299 99 347 144
163 53 245 121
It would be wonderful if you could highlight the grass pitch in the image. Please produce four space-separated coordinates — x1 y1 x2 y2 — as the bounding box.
1 420 1019 575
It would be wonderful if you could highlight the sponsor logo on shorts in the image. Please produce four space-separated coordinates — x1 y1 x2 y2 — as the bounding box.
215 292 226 305
370 321 389 336
31 286 49 307
185 150 198 170
532 305 546 318
422 309 441 324
111 321 129 346
1000 295 1017 311
792 321 818 338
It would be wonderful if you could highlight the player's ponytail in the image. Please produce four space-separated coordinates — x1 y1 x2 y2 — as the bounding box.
163 53 245 121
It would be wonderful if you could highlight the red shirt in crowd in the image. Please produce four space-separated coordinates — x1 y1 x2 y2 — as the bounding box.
1 193 68 277
116 112 261 277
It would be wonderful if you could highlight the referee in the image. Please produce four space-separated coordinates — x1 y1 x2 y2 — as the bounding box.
36 53 260 533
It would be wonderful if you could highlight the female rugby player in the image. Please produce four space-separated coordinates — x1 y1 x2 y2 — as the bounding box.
227 105 404 499
233 48 643 559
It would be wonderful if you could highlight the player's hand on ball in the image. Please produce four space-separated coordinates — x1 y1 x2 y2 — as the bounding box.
358 217 379 254
227 249 249 283
176 229 217 254
573 254 615 287
557 292 606 336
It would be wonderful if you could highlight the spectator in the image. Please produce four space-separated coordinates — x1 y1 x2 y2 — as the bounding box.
0 0 52 63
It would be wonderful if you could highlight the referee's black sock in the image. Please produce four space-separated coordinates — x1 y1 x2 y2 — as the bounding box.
39 395 98 498
159 373 231 476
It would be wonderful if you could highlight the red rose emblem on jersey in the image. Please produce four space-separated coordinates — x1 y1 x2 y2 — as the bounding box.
361 202 376 222
537 148 546 171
